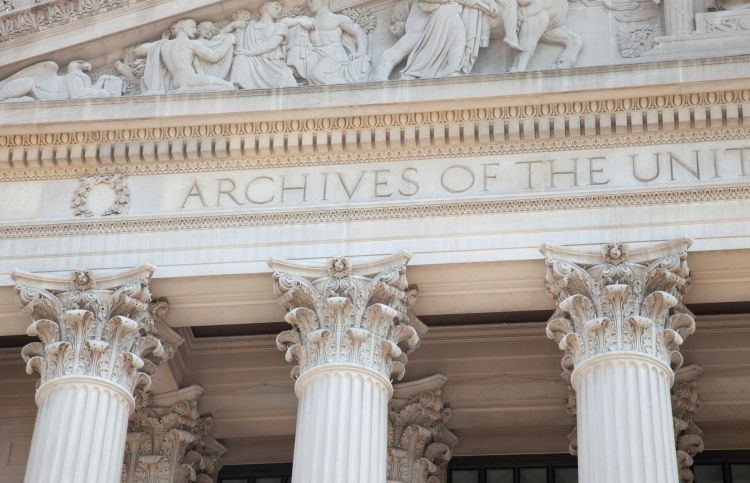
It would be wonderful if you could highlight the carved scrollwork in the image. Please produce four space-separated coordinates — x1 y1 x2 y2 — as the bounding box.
122 385 227 483
542 238 695 371
271 252 420 381
13 265 167 393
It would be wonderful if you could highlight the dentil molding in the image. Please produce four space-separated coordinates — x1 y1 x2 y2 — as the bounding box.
0 87 748 182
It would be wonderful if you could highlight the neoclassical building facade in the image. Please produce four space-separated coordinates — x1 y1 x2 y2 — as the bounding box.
0 0 750 481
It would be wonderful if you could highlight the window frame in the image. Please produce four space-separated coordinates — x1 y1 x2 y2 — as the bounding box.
218 463 293 483
448 454 577 483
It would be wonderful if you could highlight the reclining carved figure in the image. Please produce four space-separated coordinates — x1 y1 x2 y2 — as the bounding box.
0 60 123 103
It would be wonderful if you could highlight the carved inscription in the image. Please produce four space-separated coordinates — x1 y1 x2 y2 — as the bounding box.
177 145 750 210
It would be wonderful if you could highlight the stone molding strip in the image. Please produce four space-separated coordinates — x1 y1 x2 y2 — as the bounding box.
0 89 748 182
1 182 748 238
0 0 161 43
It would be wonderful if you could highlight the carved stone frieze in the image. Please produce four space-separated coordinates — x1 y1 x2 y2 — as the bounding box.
2 0 584 100
543 238 695 371
122 385 227 483
271 252 420 380
71 174 130 217
12 265 168 393
388 374 459 483
673 364 704 483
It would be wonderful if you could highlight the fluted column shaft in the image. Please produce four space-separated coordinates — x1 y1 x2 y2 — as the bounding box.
270 253 420 483
542 239 695 483
24 376 132 483
574 353 678 483
292 365 391 483
12 266 168 483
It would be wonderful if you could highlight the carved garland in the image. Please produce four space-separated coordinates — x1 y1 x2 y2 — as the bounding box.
71 174 130 217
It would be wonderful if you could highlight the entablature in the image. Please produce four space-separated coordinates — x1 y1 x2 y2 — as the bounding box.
1 58 749 181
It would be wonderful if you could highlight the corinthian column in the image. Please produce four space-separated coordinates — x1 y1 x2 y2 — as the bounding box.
542 239 696 483
270 252 420 483
122 385 226 483
388 374 459 483
12 266 169 483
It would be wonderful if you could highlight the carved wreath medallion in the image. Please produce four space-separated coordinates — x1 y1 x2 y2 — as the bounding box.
71 174 130 217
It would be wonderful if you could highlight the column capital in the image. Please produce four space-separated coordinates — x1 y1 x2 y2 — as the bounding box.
13 265 169 395
388 374 459 483
270 251 420 381
542 238 696 375
122 385 227 483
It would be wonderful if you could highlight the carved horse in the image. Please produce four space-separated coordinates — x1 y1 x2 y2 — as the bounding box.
371 0 582 81
510 0 583 72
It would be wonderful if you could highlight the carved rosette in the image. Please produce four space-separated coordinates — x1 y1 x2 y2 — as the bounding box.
673 364 704 483
388 375 459 483
542 238 695 374
270 251 420 381
13 265 167 394
122 385 227 483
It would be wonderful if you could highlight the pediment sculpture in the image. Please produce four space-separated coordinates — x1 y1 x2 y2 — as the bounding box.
0 0 583 102
0 60 124 102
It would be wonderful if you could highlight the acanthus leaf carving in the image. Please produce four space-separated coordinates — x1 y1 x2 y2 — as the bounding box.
13 265 169 394
673 363 704 483
122 385 227 483
542 238 695 371
271 251 420 380
388 374 459 483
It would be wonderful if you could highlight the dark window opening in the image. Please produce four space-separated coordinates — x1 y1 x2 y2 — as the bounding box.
218 450 750 483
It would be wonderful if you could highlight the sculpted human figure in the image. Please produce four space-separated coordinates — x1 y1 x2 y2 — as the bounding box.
133 18 236 94
193 20 244 81
398 0 466 80
0 60 123 102
285 0 372 85
230 1 298 89
498 0 521 50
461 0 500 73
374 0 496 81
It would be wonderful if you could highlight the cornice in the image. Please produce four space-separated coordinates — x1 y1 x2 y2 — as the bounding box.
1 182 749 238
0 85 748 182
